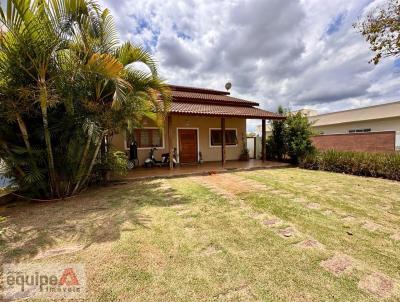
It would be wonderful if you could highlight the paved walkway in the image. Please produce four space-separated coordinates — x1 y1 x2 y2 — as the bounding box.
122 160 291 181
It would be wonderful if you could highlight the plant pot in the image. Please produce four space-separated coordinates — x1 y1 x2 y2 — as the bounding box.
239 153 250 161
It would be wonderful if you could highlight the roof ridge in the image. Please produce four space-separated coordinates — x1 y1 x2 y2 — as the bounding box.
312 100 400 118
169 84 230 95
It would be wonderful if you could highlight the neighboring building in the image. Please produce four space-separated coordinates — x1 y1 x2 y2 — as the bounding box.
309 101 400 152
112 85 284 164
256 101 400 152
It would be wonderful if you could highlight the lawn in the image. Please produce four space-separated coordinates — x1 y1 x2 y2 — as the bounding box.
1 168 399 301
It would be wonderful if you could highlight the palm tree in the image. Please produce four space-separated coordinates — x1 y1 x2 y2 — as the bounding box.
0 0 170 198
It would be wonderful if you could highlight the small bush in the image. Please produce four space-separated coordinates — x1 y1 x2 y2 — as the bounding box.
300 150 400 181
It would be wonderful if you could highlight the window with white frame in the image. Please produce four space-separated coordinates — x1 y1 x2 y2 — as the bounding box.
210 129 238 146
126 128 163 149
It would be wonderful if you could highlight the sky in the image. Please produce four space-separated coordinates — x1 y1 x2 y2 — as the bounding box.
95 0 399 130
1 0 398 130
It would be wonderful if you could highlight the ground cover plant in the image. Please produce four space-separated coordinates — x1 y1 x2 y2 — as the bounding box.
301 150 400 181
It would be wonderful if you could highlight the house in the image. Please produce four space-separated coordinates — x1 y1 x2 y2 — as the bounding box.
308 101 400 152
112 85 284 165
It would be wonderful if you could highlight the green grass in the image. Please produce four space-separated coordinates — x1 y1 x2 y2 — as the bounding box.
1 168 399 301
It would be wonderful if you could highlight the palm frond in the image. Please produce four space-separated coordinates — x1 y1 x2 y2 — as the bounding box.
115 42 158 76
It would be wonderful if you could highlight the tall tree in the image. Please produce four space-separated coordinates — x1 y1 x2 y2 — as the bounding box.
0 0 170 199
355 0 400 64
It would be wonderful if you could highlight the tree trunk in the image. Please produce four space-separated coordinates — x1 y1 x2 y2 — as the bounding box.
72 131 105 195
16 113 32 154
71 126 94 195
39 82 59 197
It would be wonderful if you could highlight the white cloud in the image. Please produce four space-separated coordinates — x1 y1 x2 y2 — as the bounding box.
99 0 400 129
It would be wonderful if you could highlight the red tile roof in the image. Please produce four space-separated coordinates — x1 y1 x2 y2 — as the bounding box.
171 90 259 106
167 85 284 120
170 102 284 119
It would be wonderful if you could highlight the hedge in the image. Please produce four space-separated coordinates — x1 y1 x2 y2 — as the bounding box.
300 150 400 181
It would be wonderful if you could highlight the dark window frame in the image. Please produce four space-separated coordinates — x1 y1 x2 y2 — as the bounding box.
210 128 238 146
126 128 163 149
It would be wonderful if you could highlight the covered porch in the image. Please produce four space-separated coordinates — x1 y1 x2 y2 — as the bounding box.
166 85 285 168
122 159 291 181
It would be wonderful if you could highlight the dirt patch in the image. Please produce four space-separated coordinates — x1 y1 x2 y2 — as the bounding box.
34 245 85 260
192 174 266 198
277 227 297 238
296 239 324 249
320 254 353 276
306 203 321 210
358 273 394 298
362 221 382 232
293 197 306 203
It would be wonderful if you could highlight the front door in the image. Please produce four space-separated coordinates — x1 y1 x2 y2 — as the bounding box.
178 129 198 163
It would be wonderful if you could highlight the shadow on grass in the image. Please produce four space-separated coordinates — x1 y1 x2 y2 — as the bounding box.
0 180 190 263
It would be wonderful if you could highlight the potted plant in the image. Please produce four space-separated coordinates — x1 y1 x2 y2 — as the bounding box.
239 137 250 161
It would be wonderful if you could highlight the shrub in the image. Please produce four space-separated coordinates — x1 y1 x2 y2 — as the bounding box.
300 150 400 181
266 108 315 163
284 112 316 164
266 106 286 161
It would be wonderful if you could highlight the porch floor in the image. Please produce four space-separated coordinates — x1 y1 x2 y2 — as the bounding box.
121 160 291 181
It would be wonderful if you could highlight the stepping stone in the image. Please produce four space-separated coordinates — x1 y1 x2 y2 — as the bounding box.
358 273 394 298
201 245 222 256
341 216 355 224
320 254 353 276
322 209 334 216
362 221 382 232
306 203 321 210
263 218 281 227
296 239 324 249
277 227 296 238
35 245 84 260
390 233 400 241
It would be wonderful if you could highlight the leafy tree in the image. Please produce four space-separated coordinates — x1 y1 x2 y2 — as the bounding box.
284 112 315 164
266 106 286 161
0 0 170 199
355 0 400 64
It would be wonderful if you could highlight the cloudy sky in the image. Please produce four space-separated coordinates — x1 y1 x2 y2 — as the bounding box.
2 0 398 129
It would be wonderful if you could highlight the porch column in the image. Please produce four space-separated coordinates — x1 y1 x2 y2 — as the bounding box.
168 114 173 169
221 117 226 167
261 119 266 162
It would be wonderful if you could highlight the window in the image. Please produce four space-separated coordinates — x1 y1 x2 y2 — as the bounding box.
349 128 371 133
210 129 238 146
126 128 163 149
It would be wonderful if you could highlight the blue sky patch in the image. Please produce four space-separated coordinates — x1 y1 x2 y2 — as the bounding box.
326 13 345 35
393 58 400 71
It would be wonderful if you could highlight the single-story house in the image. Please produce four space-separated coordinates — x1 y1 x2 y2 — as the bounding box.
112 85 284 165
308 101 400 152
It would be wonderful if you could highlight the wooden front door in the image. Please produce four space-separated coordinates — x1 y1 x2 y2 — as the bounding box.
178 129 198 163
